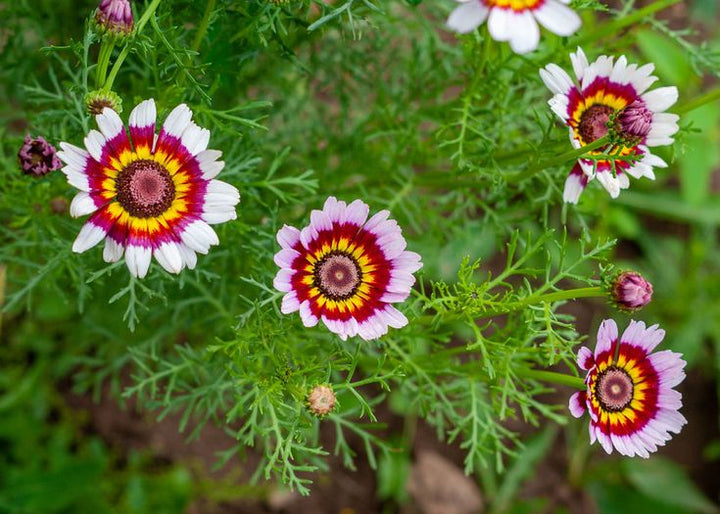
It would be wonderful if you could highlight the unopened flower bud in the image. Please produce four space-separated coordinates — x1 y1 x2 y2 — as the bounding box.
18 136 62 177
50 197 69 214
611 271 653 311
307 385 336 417
85 90 123 116
95 0 134 36
616 100 653 144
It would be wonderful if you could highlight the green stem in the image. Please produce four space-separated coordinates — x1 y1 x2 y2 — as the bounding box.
517 369 586 390
675 86 720 115
191 0 216 53
506 135 611 184
95 38 115 88
418 286 605 325
575 0 683 46
103 0 163 91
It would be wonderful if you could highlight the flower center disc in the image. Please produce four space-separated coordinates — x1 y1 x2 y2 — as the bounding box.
115 159 175 218
315 253 362 299
578 104 615 144
595 366 634 412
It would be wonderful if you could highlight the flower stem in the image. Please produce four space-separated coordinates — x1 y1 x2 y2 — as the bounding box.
103 0 163 92
191 0 216 53
95 38 115 88
517 368 586 390
505 135 611 184
675 86 720 115
418 286 605 325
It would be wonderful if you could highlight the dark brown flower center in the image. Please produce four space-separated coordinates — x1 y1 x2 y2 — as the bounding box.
578 104 615 144
595 366 634 412
115 159 175 218
314 252 362 300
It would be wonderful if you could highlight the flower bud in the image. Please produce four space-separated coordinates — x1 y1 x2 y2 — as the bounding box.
615 100 653 144
18 136 62 177
307 385 336 417
95 0 134 36
611 271 653 311
85 90 123 116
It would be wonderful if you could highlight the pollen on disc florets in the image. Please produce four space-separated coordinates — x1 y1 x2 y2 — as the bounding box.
307 385 336 417
594 366 635 412
115 159 176 218
578 104 615 144
314 252 363 300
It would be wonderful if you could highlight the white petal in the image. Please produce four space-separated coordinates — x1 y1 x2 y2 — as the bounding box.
162 104 193 139
153 242 184 274
96 107 125 140
125 245 152 278
507 11 540 54
129 99 157 129
84 129 106 163
103 238 124 263
180 219 219 254
487 8 513 42
641 86 679 112
70 192 97 217
446 1 489 34
72 222 107 253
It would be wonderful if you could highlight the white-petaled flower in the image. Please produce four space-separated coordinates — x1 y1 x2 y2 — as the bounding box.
447 0 581 54
57 99 240 278
540 48 680 203
273 196 423 341
570 319 687 458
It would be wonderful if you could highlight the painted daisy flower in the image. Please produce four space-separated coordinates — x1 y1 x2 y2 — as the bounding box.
273 197 422 341
540 48 679 203
569 319 687 458
446 0 581 54
57 99 239 278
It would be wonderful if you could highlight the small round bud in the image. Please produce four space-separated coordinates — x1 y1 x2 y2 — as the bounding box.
18 135 62 177
611 271 653 311
615 100 653 145
95 0 134 36
85 90 123 116
50 197 69 214
307 385 336 417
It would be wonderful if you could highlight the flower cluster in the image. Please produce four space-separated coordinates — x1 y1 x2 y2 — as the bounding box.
44 0 690 463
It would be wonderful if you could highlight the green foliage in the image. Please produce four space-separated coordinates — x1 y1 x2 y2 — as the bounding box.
1 0 719 510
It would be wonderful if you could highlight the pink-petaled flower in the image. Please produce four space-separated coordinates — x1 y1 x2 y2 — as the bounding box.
540 48 679 203
18 135 62 176
569 319 687 458
447 0 581 54
611 271 653 311
57 99 239 278
96 0 134 35
273 197 423 341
